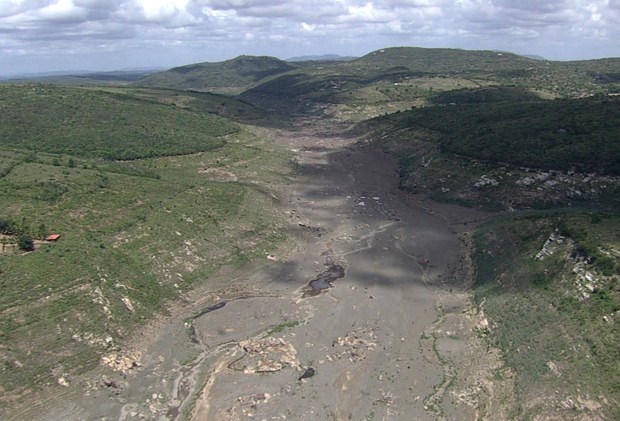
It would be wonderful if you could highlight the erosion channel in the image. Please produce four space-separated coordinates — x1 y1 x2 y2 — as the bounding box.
29 119 515 420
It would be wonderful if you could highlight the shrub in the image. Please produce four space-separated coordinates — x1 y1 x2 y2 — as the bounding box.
16 233 34 251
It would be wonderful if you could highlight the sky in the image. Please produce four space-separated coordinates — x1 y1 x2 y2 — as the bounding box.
1 0 620 76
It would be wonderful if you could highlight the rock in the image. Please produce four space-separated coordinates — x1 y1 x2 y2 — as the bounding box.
298 367 315 380
100 376 120 391
121 297 134 313
474 175 499 188
476 317 490 332
516 177 535 186
101 351 142 373
546 361 561 377
237 337 299 374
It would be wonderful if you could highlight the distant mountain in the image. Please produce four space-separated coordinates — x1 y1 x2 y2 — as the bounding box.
1 69 162 85
522 54 547 61
238 47 543 109
0 69 91 80
137 55 296 94
286 54 356 62
350 46 536 76
132 46 620 105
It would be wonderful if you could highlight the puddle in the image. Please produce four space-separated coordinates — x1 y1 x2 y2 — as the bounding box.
302 264 345 297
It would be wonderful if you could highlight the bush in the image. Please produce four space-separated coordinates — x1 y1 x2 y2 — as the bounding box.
0 218 16 235
16 233 34 251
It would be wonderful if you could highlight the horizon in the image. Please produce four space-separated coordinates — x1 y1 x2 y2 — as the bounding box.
1 1 619 77
3 45 620 79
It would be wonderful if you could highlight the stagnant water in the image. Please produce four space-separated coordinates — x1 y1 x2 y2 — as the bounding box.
302 264 346 297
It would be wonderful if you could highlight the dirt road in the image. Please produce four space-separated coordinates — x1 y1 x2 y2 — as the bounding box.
22 121 513 420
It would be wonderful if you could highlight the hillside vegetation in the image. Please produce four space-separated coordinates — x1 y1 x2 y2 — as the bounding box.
137 55 296 94
239 47 620 119
132 46 620 122
474 214 620 419
363 95 620 175
0 85 240 160
0 86 292 409
90 86 286 127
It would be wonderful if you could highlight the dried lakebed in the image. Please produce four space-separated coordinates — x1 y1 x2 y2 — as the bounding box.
24 123 514 421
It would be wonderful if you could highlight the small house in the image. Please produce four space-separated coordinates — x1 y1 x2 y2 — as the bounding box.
46 234 61 242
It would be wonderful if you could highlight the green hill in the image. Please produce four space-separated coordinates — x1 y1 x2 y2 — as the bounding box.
364 95 620 175
0 84 239 160
430 86 542 104
137 55 297 94
0 83 292 407
237 47 620 119
348 47 536 77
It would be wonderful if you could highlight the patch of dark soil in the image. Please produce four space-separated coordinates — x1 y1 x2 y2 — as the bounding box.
302 264 346 297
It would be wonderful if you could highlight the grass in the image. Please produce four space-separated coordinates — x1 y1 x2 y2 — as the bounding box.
266 320 301 335
0 87 293 411
473 213 620 419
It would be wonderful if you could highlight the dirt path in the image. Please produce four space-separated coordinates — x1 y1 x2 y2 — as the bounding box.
21 120 514 420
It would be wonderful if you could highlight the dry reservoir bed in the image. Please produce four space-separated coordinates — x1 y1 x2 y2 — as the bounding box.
25 123 513 421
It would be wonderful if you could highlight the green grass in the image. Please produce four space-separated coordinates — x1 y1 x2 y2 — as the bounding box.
266 320 301 335
473 214 620 419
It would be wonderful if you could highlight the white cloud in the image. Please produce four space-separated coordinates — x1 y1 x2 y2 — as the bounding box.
0 0 619 75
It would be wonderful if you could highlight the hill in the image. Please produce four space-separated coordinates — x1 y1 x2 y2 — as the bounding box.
0 70 158 86
0 84 238 160
354 94 620 210
237 46 620 119
137 55 297 94
0 84 292 409
363 95 620 175
131 47 620 121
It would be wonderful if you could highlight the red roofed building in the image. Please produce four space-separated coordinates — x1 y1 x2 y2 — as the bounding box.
46 234 61 241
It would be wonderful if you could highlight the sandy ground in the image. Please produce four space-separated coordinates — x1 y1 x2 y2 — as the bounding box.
14 120 515 421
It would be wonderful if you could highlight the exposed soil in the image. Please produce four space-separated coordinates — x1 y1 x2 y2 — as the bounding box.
11 118 515 420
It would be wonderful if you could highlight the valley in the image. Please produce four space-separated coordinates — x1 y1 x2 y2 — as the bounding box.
1 46 619 420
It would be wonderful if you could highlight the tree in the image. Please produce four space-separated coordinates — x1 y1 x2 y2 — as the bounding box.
0 218 16 235
17 233 34 251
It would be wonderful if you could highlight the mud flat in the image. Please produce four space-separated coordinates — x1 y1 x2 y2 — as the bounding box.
21 121 514 421
188 124 513 420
